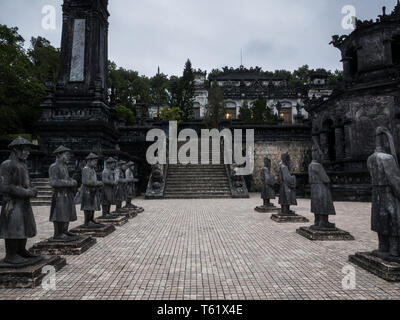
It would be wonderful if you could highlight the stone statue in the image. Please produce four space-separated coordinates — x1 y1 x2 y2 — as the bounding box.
101 157 118 219
309 142 336 229
0 137 42 267
260 157 275 208
49 146 79 242
367 127 400 261
77 153 104 229
124 161 139 209
278 153 297 215
114 160 128 213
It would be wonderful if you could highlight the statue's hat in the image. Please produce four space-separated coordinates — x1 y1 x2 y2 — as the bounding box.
127 161 134 166
8 136 34 148
106 157 117 163
86 153 99 160
118 160 126 165
53 145 72 155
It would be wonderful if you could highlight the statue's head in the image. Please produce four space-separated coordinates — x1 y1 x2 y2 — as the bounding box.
281 153 291 167
375 126 399 165
311 144 322 162
9 137 34 161
86 153 99 168
375 127 391 154
54 146 73 164
119 161 127 171
263 157 271 170
106 158 117 170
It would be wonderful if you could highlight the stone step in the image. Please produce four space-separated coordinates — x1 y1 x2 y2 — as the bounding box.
31 201 52 207
164 194 231 199
34 196 53 201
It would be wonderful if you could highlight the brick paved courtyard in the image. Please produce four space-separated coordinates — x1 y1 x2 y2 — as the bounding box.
0 194 399 300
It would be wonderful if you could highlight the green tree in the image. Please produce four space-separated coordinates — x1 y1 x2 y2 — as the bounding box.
115 105 136 125
108 61 151 117
328 69 343 86
179 59 195 121
27 36 60 83
158 106 184 123
238 100 252 123
251 97 278 124
150 70 169 114
289 65 310 86
204 81 226 128
0 25 45 135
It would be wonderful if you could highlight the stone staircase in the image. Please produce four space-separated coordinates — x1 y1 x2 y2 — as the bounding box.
164 164 232 199
31 178 53 207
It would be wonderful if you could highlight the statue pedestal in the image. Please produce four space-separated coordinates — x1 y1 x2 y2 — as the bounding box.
0 256 66 289
30 236 96 256
70 224 115 238
112 210 138 219
96 215 129 226
271 212 309 223
255 205 279 213
349 252 400 282
296 226 354 241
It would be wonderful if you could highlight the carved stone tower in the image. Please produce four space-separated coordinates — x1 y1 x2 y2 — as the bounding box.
37 0 119 154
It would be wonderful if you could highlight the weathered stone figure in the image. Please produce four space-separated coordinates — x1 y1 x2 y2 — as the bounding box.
367 127 400 260
261 157 275 208
124 161 138 209
0 137 42 266
309 143 336 229
49 146 79 241
101 157 118 219
278 153 297 215
115 160 128 213
79 153 104 229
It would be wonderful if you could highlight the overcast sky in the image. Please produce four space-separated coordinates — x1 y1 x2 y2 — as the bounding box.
0 0 397 77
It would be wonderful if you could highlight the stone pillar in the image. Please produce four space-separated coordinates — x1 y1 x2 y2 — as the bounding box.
334 126 345 160
343 120 352 159
341 57 352 82
383 39 393 66
319 130 330 161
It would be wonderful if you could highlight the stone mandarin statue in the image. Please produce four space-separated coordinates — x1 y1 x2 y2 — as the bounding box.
124 161 139 209
115 160 128 214
278 153 297 215
0 137 42 267
260 157 276 208
367 127 400 261
309 142 336 229
77 153 104 229
49 146 79 242
101 157 118 219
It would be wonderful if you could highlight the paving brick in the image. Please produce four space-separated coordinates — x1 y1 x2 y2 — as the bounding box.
0 194 397 300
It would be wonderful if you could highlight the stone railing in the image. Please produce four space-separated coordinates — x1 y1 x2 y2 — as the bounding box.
225 164 249 198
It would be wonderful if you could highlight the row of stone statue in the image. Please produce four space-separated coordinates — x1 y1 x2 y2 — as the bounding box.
0 137 143 269
257 126 400 281
257 145 337 230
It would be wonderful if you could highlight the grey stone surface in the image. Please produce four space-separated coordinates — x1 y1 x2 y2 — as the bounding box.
69 19 85 82
1 196 400 299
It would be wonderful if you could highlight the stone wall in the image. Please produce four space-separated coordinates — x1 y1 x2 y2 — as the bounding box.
251 140 312 192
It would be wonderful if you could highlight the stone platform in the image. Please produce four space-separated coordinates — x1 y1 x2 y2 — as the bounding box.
30 236 97 255
70 224 115 238
0 256 66 289
113 210 138 219
296 226 355 241
349 252 400 282
255 205 279 213
271 213 309 223
96 215 129 226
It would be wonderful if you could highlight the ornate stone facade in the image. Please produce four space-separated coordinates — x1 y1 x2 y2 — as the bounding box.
306 4 400 201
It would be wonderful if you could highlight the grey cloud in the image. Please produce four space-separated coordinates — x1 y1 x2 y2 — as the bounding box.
0 0 397 76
